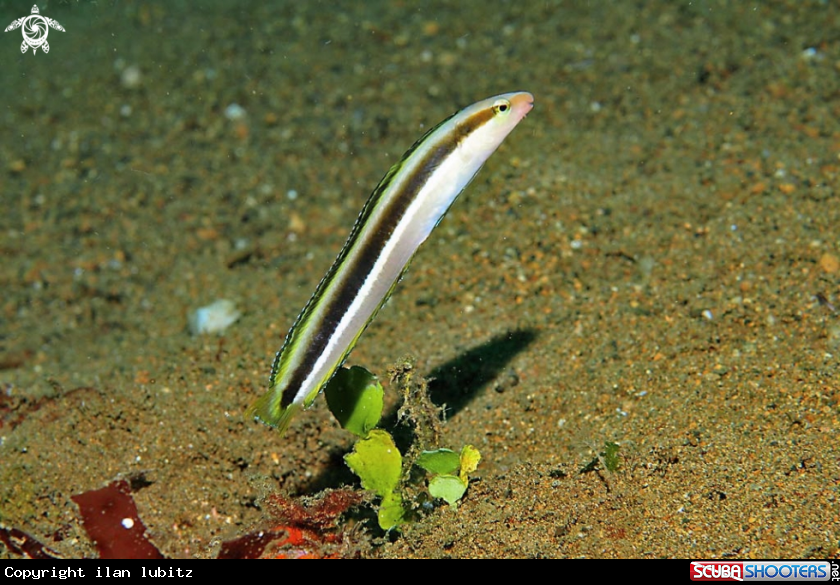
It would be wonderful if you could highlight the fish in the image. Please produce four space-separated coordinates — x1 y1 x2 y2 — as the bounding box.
248 91 534 433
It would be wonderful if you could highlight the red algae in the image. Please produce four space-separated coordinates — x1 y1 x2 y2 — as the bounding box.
3 484 363 559
265 489 363 532
71 480 164 559
217 489 365 559
0 526 61 559
217 530 281 559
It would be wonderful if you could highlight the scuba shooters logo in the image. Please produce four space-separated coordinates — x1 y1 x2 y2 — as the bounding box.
4 4 65 54
690 560 836 582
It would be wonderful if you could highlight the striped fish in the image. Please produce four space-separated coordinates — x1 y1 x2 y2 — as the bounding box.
249 91 534 433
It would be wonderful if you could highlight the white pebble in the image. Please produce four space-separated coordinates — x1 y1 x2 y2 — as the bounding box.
121 518 134 529
188 299 241 335
224 103 246 121
120 65 143 89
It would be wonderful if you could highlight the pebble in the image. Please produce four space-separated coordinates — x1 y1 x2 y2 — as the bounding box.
120 65 143 89
188 299 241 335
818 253 839 274
224 103 246 121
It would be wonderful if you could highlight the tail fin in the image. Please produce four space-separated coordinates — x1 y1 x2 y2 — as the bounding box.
246 393 301 436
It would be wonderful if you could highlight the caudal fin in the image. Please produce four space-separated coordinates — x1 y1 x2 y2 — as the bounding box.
246 393 301 436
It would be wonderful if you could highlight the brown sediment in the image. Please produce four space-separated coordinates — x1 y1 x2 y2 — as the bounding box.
0 0 837 559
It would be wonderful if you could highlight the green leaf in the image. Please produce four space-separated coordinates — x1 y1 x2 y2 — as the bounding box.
325 366 384 437
344 429 402 497
428 474 468 508
459 445 481 483
345 429 407 531
602 441 620 472
579 441 621 473
379 492 406 531
416 449 460 475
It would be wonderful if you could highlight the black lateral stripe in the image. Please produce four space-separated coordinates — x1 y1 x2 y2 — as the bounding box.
278 105 497 408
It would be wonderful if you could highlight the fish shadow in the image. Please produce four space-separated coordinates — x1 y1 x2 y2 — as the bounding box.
379 327 537 432
426 328 537 418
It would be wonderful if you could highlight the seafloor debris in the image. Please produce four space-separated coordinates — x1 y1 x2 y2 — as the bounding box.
71 479 164 559
188 299 241 335
220 489 365 559
2 482 363 558
0 525 61 559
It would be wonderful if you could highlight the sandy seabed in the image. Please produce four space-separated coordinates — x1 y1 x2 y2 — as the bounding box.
1 0 838 558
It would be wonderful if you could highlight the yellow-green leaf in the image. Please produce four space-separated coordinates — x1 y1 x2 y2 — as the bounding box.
379 491 406 531
416 449 460 475
428 474 467 508
344 429 402 497
459 444 481 483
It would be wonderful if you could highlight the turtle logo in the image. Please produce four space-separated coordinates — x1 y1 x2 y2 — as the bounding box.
4 5 65 55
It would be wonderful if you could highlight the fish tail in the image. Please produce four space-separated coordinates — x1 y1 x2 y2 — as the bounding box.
246 393 300 435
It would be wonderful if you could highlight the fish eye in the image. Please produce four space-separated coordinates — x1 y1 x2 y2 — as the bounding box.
493 99 511 114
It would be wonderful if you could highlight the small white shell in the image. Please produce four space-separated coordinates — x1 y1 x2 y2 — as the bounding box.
188 299 241 335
